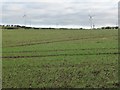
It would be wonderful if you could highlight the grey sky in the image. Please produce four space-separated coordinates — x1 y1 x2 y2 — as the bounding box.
0 0 119 28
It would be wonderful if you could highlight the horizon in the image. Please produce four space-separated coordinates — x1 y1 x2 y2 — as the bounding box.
0 24 118 29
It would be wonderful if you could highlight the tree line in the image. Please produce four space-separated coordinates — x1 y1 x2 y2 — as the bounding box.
0 25 119 30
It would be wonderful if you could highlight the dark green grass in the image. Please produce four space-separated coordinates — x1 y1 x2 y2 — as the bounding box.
2 29 118 88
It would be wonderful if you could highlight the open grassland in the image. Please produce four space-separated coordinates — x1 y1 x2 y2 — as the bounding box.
2 29 118 88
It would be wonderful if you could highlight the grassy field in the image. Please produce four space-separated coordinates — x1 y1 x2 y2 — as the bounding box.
2 29 118 88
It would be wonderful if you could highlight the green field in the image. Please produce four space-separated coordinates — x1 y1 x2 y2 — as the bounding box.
2 29 118 88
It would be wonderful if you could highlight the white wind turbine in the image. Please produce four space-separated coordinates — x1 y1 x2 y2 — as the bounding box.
88 14 95 29
23 12 27 27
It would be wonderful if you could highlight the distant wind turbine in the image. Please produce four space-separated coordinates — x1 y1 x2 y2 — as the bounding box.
88 14 95 29
23 13 27 27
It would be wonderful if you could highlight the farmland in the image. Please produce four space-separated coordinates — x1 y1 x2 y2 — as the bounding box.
2 29 118 88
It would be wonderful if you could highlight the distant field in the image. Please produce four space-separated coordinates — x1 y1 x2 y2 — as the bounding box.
2 29 118 88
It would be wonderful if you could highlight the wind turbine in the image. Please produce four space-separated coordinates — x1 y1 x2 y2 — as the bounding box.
88 14 95 29
23 12 27 27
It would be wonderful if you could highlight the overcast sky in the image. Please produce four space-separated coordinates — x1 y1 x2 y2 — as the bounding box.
0 0 119 28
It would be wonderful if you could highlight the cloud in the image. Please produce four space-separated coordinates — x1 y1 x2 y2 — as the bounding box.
1 0 119 28
2 0 119 3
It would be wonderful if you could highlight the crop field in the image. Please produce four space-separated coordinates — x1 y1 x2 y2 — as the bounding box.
2 29 118 88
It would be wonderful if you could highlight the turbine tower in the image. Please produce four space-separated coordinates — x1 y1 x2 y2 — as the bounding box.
89 14 95 29
23 13 27 27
